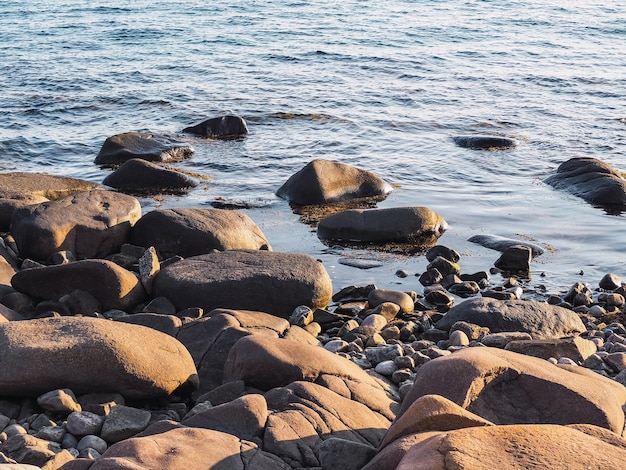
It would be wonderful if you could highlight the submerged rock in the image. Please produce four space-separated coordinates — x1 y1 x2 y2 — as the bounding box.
545 157 626 207
103 158 198 194
276 159 393 205
468 234 545 256
94 132 194 167
453 135 516 150
183 114 248 139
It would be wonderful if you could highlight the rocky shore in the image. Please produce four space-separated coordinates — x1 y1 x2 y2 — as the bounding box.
1 123 626 469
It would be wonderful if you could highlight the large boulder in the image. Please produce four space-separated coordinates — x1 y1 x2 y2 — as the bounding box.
545 157 626 206
153 250 332 318
276 159 393 205
369 424 626 470
453 135 516 150
0 172 102 231
183 115 248 139
102 158 198 195
130 208 271 258
398 347 626 433
435 297 586 339
11 259 146 311
0 317 198 399
10 190 141 261
89 424 289 470
94 132 194 167
317 206 447 244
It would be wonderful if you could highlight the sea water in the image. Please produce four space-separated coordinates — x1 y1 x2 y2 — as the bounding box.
1 0 625 295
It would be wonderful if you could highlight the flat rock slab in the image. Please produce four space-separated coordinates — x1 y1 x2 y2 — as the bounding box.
94 132 194 167
317 206 447 245
435 297 586 339
0 317 198 399
276 159 393 205
453 135 516 149
153 250 332 317
183 114 248 138
545 157 626 207
11 190 141 261
102 158 198 195
12 259 146 311
468 234 545 256
398 347 626 433
130 208 271 258
372 424 626 470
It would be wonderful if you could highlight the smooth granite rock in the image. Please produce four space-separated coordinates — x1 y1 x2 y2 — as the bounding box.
102 158 198 194
183 115 248 139
94 132 194 167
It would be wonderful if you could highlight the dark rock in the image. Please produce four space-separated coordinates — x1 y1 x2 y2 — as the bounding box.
447 281 480 298
183 114 248 139
276 159 392 205
599 273 623 291
318 206 447 244
436 297 586 339
419 268 443 287
131 208 271 258
453 135 516 149
94 132 194 167
153 250 332 318
427 256 460 277
493 245 532 272
11 190 141 261
425 245 460 263
103 158 198 194
545 157 626 207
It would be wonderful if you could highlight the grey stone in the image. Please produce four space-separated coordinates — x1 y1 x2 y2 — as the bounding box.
494 245 532 272
95 132 194 167
34 425 66 443
364 344 404 365
138 246 160 295
453 135 516 149
66 411 104 436
319 437 377 470
100 406 151 443
468 234 544 256
76 435 107 455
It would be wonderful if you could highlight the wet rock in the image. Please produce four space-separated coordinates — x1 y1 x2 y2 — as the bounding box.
599 273 623 290
153 250 332 318
493 245 532 273
100 405 151 443
11 190 141 261
545 157 626 207
505 337 597 363
453 135 516 150
183 114 248 139
0 317 198 399
425 245 460 263
103 158 198 194
398 347 626 433
94 132 194 167
131 208 271 258
317 206 447 245
368 289 414 314
468 234 545 256
36 389 81 414
12 259 146 311
276 159 393 205
436 297 586 339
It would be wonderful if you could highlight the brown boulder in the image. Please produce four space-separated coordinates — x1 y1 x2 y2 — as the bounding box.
153 250 332 318
0 317 198 399
504 336 597 363
12 259 146 311
398 347 626 433
130 208 271 258
102 158 198 195
276 159 392 205
317 206 447 245
11 190 141 261
94 132 194 167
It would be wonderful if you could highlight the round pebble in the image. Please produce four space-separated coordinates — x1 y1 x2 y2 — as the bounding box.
449 330 470 347
374 360 398 376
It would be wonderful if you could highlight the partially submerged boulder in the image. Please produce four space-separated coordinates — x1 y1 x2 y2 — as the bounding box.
453 135 516 150
183 115 248 139
435 297 586 339
11 260 146 311
545 157 626 207
468 234 545 256
10 190 141 261
0 317 198 399
276 159 393 205
130 208 271 258
102 158 198 195
94 132 194 167
153 250 332 318
317 206 447 245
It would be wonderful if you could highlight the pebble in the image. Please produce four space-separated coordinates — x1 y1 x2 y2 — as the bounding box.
449 330 470 347
66 411 104 436
374 360 398 376
77 435 108 455
364 344 403 365
289 305 314 327
324 339 349 353
37 389 81 414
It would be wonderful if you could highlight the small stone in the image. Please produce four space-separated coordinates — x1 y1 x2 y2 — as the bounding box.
557 357 577 365
450 321 489 341
605 352 626 372
100 405 151 443
599 293 625 307
374 360 398 376
449 330 470 347
61 432 78 450
460 271 490 288
288 305 314 328
78 447 102 460
37 389 81 414
76 435 108 455
394 355 415 369
411 351 431 366
481 332 532 348
422 328 448 342
447 281 480 298
419 268 443 287
425 346 451 359
369 302 400 322
588 305 607 318
380 326 401 342
0 414 9 433
391 368 413 384
3 424 27 437
424 290 455 312
324 340 349 353
599 273 623 290
142 296 177 315
138 246 160 294
77 393 125 416
368 289 414 313
65 411 104 436
361 314 387 331
395 269 409 278
35 425 66 443
494 245 532 272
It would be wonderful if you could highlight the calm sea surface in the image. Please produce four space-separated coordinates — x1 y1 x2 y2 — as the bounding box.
1 0 625 296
